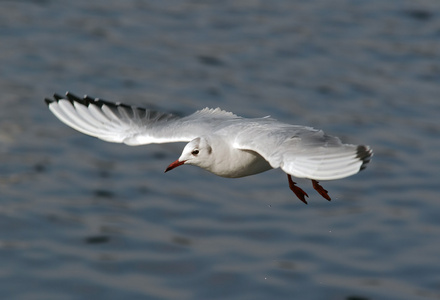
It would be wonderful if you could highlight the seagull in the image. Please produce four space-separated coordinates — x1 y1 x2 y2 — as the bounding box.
45 92 373 204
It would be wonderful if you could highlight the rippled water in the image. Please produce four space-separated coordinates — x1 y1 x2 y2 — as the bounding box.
1 0 440 299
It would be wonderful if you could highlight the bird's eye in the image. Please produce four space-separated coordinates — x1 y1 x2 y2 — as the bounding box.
191 149 199 155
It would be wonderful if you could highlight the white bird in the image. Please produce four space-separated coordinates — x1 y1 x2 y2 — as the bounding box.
45 92 373 204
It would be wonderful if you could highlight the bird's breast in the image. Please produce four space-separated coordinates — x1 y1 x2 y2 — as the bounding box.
208 148 272 178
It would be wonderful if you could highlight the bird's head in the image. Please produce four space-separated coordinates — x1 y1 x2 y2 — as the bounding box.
165 137 213 173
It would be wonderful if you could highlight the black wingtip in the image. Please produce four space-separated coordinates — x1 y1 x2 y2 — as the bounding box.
44 92 164 120
357 145 373 171
45 92 95 106
65 91 82 103
53 93 64 101
44 98 53 106
45 93 64 105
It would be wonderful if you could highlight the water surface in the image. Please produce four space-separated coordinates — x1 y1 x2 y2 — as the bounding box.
1 1 440 299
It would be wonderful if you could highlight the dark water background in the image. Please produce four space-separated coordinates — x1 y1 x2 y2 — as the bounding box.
1 0 440 299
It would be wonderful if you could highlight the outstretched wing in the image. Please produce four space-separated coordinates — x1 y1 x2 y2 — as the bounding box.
233 121 372 180
45 92 241 145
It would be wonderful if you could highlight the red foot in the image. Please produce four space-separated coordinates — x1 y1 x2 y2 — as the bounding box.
287 175 309 204
312 180 331 201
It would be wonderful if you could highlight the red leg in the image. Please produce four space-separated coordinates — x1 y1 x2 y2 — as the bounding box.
287 175 309 204
312 180 331 201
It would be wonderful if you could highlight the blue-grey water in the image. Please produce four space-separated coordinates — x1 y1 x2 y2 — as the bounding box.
1 0 440 299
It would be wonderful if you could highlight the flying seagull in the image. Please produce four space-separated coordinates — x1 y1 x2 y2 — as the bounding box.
45 92 372 204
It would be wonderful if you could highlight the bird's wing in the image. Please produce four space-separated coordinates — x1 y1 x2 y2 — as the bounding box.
232 121 372 180
45 92 241 145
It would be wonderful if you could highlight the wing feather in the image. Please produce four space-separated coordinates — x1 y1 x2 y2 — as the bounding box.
45 92 241 146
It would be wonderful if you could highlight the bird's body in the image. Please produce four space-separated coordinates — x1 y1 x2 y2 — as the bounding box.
176 134 273 178
45 92 373 204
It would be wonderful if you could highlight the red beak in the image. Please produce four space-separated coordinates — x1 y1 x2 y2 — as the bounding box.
164 159 186 173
